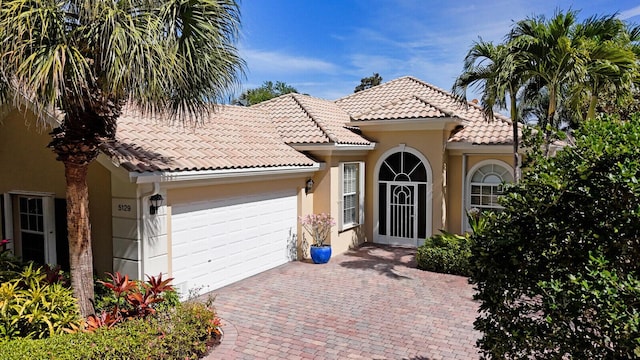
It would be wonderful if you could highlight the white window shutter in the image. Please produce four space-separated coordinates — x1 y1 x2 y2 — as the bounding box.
338 163 344 231
358 161 365 225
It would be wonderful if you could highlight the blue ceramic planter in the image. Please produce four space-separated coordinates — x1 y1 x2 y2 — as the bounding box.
310 245 332 264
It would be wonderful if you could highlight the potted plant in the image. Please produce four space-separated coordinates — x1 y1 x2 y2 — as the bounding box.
299 213 335 264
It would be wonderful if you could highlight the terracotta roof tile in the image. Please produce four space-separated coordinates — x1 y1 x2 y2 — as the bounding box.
101 105 315 173
335 76 517 145
254 93 370 145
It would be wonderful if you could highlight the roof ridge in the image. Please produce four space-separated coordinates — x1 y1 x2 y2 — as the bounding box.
412 94 458 118
291 93 339 143
334 75 414 103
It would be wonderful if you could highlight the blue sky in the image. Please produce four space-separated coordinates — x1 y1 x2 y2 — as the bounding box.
235 1 640 101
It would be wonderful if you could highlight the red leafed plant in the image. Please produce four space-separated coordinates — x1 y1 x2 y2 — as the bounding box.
89 272 175 330
85 311 119 332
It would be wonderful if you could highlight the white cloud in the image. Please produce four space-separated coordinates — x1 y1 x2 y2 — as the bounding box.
240 48 339 75
619 5 640 20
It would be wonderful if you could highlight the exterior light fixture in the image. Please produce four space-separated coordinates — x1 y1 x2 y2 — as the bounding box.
305 179 314 195
149 194 164 215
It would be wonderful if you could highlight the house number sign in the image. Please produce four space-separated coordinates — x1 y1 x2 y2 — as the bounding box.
113 198 137 219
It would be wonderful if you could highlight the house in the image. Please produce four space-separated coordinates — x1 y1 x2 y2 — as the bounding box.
0 76 516 295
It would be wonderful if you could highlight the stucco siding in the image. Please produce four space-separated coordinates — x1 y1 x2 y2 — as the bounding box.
363 130 447 242
0 108 112 274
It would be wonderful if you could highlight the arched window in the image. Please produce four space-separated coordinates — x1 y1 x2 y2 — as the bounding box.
468 161 513 212
374 145 432 246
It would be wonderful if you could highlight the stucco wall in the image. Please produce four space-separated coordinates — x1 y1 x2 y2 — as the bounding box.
446 153 513 233
363 130 447 243
307 154 368 256
0 108 113 274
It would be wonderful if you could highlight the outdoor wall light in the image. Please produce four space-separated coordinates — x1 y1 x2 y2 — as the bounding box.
149 194 164 215
305 178 314 195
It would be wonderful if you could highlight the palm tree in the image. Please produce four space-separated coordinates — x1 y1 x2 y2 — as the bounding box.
0 0 245 317
507 10 584 147
569 15 639 121
453 40 527 181
509 11 639 137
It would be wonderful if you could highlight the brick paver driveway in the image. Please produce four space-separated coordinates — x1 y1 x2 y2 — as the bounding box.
203 243 480 359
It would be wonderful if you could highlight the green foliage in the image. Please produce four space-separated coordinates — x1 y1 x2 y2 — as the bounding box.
416 231 473 276
234 80 298 105
90 272 177 331
470 114 640 359
354 73 383 93
0 264 81 340
0 247 22 284
0 302 222 360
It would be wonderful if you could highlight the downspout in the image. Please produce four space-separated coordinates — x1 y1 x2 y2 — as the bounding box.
461 154 467 233
137 182 161 279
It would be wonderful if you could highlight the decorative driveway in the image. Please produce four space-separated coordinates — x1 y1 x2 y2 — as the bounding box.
203 243 480 359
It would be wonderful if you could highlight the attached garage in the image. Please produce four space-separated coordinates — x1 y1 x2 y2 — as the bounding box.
170 190 298 296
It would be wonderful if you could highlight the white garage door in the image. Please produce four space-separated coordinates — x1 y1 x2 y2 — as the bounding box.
171 190 297 296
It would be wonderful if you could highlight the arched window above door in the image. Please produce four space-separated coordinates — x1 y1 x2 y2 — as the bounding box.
375 146 432 246
379 151 428 182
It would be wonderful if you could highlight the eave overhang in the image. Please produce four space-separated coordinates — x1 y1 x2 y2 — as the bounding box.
346 117 463 131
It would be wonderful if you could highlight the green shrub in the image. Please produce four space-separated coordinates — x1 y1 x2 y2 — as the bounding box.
470 115 640 359
416 231 473 276
0 302 221 360
0 264 81 340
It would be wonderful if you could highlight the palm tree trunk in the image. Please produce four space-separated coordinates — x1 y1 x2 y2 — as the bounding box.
586 93 598 121
510 92 521 182
64 160 95 318
544 88 557 157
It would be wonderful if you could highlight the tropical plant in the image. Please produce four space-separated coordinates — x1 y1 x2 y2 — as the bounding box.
2 301 223 359
470 114 640 358
299 213 335 247
453 40 527 181
566 14 639 121
0 0 245 317
508 10 639 141
89 272 176 331
0 264 81 339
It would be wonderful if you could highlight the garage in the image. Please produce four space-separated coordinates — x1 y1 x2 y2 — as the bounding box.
171 190 298 296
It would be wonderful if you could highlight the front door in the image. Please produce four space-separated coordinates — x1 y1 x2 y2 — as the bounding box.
375 147 432 247
388 182 417 241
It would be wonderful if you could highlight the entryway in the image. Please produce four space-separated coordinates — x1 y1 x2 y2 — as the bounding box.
374 145 432 246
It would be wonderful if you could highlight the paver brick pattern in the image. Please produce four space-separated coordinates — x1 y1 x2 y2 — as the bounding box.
203 243 481 359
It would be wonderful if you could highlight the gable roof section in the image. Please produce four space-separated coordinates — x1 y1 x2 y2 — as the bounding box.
253 93 371 145
335 76 516 145
101 105 316 173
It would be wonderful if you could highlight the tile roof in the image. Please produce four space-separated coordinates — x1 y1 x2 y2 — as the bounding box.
101 105 316 173
334 76 516 145
99 76 514 175
253 93 371 145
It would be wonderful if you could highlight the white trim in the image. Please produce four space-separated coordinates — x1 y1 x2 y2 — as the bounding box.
339 161 365 231
131 164 321 184
446 143 514 153
3 194 13 251
460 154 468 234
373 145 433 246
464 159 514 231
290 143 376 152
347 117 461 131
8 192 57 264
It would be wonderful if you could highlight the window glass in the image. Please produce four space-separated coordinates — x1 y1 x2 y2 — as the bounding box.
469 163 513 211
342 163 360 228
